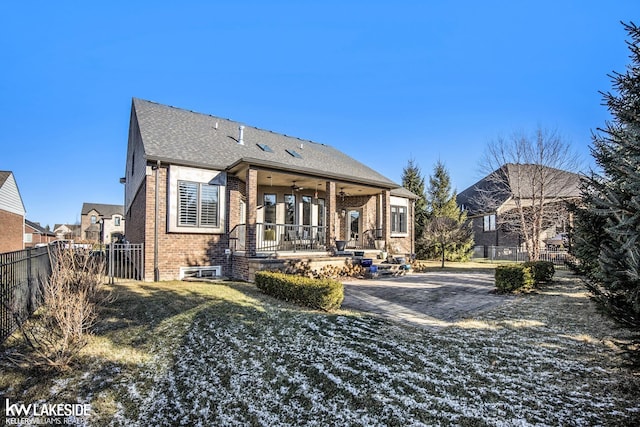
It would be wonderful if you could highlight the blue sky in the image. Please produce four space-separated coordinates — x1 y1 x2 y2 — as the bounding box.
1 1 638 229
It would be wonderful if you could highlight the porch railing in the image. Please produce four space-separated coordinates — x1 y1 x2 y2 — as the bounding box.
229 224 246 252
229 223 328 253
362 228 384 250
259 223 327 252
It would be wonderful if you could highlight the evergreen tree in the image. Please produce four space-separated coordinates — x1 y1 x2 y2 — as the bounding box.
422 161 474 262
576 22 640 329
427 161 460 219
401 158 428 252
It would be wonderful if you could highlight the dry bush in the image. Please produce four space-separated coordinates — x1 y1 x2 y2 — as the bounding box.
11 246 111 371
279 259 366 279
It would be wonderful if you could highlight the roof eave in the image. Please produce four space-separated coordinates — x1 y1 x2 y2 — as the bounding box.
227 157 399 189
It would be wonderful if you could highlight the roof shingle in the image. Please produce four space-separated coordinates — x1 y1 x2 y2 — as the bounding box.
133 98 399 188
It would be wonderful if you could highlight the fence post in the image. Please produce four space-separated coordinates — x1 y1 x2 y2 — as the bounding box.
109 243 114 285
26 247 34 313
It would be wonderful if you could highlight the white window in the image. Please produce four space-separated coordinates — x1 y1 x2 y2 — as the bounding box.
391 205 407 234
114 217 121 226
178 181 219 227
483 214 496 232
168 166 226 234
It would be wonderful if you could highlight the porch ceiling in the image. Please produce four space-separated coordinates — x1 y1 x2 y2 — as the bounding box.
255 170 383 196
229 163 385 196
229 164 385 196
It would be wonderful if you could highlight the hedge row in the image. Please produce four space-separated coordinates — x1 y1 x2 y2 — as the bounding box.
494 261 555 293
255 271 344 311
524 261 555 284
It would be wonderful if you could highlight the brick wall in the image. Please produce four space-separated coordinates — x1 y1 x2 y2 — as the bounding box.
0 209 23 253
132 165 233 281
335 195 377 242
125 176 149 279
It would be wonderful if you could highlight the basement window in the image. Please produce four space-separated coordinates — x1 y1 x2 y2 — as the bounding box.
179 266 221 280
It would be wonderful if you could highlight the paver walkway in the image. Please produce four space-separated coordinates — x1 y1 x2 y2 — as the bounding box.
342 271 515 329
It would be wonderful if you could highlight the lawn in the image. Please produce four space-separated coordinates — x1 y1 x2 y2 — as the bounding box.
1 272 639 426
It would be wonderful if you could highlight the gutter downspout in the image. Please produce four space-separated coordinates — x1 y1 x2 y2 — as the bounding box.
154 160 160 281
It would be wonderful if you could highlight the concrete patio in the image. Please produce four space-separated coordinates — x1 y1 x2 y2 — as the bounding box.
341 271 516 329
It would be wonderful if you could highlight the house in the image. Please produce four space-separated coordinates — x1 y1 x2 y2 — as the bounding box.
53 223 81 240
124 98 416 281
457 163 580 255
0 171 26 253
80 203 125 244
24 219 57 247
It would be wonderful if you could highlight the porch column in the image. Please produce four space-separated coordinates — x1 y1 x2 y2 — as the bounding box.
325 181 336 251
382 189 391 244
246 168 258 257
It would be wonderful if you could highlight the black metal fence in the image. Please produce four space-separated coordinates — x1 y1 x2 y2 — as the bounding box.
472 245 570 269
0 246 53 343
105 243 144 282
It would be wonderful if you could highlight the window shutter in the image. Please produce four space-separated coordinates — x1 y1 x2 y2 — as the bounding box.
178 181 198 226
200 185 219 227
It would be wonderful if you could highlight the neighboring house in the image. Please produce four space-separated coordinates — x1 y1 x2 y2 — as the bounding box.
80 203 125 244
24 219 57 247
0 171 26 253
124 98 417 281
53 223 82 240
457 163 580 255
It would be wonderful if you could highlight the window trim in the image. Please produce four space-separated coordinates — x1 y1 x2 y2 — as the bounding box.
177 180 220 228
483 214 496 232
263 193 276 225
284 194 296 225
168 166 226 234
391 205 408 235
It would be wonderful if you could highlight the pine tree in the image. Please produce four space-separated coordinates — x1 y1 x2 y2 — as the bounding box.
422 161 474 263
401 158 428 249
577 22 640 329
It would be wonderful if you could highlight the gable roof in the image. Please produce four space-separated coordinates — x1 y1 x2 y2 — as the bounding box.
0 170 26 216
25 219 55 236
457 163 581 214
81 203 124 218
132 98 399 189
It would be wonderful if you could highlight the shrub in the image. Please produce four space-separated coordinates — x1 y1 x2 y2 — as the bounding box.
495 264 534 293
255 271 344 311
524 261 555 285
12 246 110 371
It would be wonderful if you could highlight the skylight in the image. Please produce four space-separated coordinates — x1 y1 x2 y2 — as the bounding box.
286 149 303 159
257 143 273 153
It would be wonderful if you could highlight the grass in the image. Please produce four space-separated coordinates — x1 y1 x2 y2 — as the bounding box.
1 273 639 426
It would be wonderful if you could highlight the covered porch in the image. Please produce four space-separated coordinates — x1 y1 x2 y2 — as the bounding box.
227 167 393 257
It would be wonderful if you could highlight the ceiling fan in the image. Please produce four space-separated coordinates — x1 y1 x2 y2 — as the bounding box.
339 187 348 200
291 181 303 191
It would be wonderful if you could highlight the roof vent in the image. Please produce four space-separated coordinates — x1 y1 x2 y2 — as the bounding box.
238 125 245 145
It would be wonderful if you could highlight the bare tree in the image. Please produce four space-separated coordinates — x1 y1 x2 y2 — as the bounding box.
477 127 581 261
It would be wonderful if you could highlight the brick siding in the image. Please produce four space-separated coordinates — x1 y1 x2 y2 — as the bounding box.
0 209 23 253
